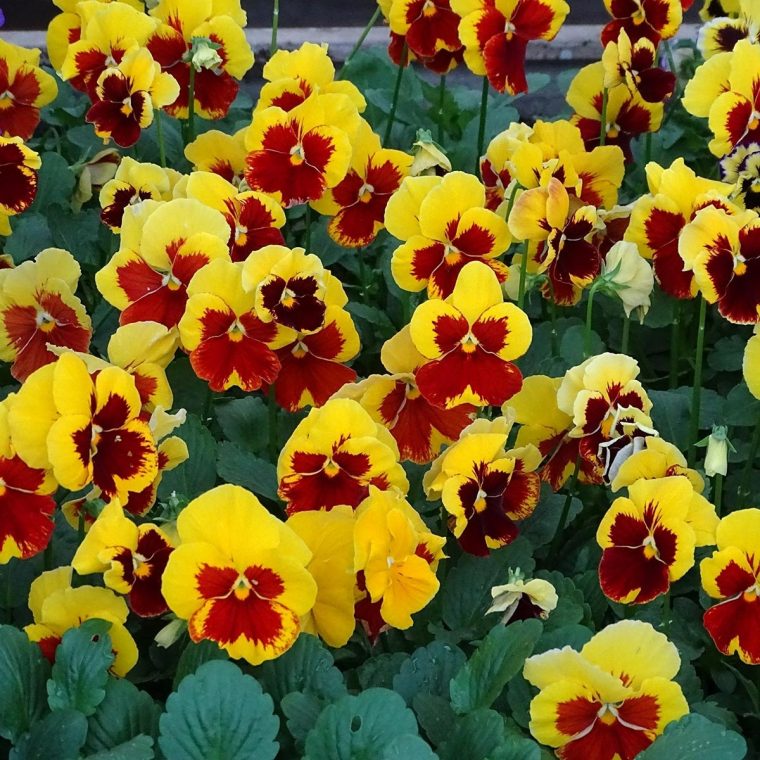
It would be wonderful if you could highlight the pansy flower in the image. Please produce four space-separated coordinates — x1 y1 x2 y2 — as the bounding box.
700 0 740 19
452 0 570 94
386 172 511 298
0 247 91 381
179 259 288 392
162 484 317 665
387 0 464 68
25 566 139 676
745 327 760 399
278 398 409 514
86 47 180 148
488 569 558 624
184 128 248 185
72 148 120 212
424 417 542 556
410 261 532 408
680 205 760 323
698 0 758 57
147 0 253 120
625 158 736 299
524 620 688 759
0 136 41 236
722 143 760 210
701 508 760 664
96 198 231 328
184 171 286 261
479 122 531 210
244 94 358 208
312 120 413 248
601 0 684 45
682 49 732 121
0 39 58 140
509 178 602 305
72 500 173 617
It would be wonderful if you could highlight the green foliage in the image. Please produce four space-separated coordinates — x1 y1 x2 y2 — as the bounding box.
215 441 279 502
639 714 747 759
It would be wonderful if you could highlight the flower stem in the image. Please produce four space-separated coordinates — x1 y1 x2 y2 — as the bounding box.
714 473 723 516
383 45 406 145
621 314 630 354
270 0 280 57
155 108 167 167
584 286 596 359
337 5 380 77
476 76 489 174
549 458 580 556
186 65 196 144
599 87 609 146
687 297 707 468
517 242 529 310
669 300 681 389
738 418 760 504
437 74 446 144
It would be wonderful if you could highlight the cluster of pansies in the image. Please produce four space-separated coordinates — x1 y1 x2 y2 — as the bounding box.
0 0 759 756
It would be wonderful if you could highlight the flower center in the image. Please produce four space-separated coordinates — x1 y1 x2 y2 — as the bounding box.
504 20 516 39
323 458 340 477
444 244 463 265
734 253 748 276
460 332 479 353
358 182 374 203
132 552 152 579
748 111 760 132
597 703 619 725
227 319 246 342
292 340 309 358
90 423 103 452
233 574 251 600
234 224 248 245
280 287 297 308
743 583 760 601
35 310 57 333
290 143 305 165
473 487 488 513
422 0 436 17
642 534 658 560
161 272 182 291
121 97 133 117
606 121 620 139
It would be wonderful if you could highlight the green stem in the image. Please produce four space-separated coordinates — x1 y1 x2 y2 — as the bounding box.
687 298 707 468
202 384 213 423
549 458 580 556
337 6 381 78
304 206 312 251
358 248 368 303
437 74 446 144
644 130 652 166
476 76 489 174
383 46 406 145
621 314 631 354
517 242 529 310
584 287 596 359
738 418 760 503
186 65 196 144
669 300 681 389
155 108 167 167
43 539 54 571
599 87 609 146
268 384 279 462
714 473 723 517
270 0 280 57
662 589 671 633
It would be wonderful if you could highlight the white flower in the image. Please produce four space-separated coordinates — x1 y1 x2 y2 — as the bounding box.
600 240 654 319
704 426 730 477
487 569 558 624
409 129 451 176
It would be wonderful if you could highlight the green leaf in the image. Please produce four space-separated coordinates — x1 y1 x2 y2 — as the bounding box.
158 660 279 760
357 652 408 690
216 441 279 502
216 396 269 452
48 206 103 268
725 383 760 427
708 335 746 372
47 619 114 716
32 153 75 211
559 324 604 367
164 358 213 417
281 691 323 744
412 694 457 746
84 678 160 754
173 639 227 690
649 390 691 450
158 413 218 499
393 640 466 705
85 735 155 760
303 688 420 760
9 710 87 760
5 213 54 262
0 625 50 742
535 571 589 630
438 709 505 760
521 490 582 549
637 714 746 759
450 619 542 714
488 733 543 760
382 735 437 759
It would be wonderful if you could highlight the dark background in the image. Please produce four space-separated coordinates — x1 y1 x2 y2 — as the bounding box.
6 1 699 30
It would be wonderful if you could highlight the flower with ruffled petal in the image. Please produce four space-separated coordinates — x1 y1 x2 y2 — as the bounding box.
601 0 684 45
452 0 570 94
354 486 445 632
278 398 409 514
72 500 173 617
387 172 511 298
312 120 413 248
0 248 91 381
701 508 760 663
244 93 358 208
410 261 531 408
722 143 760 210
25 566 138 676
287 505 356 647
697 0 760 58
184 127 248 185
0 39 58 140
0 136 41 235
682 49 732 120
625 157 736 299
523 620 688 759
700 0 740 19
425 416 541 555
162 484 317 665
96 198 231 327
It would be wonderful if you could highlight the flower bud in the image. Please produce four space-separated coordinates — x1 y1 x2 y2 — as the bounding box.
190 37 223 72
704 426 730 477
409 129 451 176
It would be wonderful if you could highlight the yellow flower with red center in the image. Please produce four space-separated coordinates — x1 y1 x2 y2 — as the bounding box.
410 261 532 408
386 172 511 299
257 42 366 114
99 156 177 232
602 0 684 45
184 171 286 262
8 352 159 502
96 198 231 328
146 0 253 120
597 476 716 604
425 416 541 556
699 0 740 19
523 620 688 759
679 206 760 323
0 136 41 236
697 0 758 57
682 50 732 120
312 120 413 248
354 486 445 633
86 47 180 148
184 128 247 185
58 1 157 100
244 93 359 208
567 62 663 161
509 178 601 305
25 566 139 676
278 398 409 514
0 248 91 382
744 327 760 399
625 158 736 299
72 500 173 617
452 0 570 94
287 505 357 647
0 39 58 140
341 326 475 464
72 148 120 212
162 484 317 665
701 508 760 664
179 258 290 392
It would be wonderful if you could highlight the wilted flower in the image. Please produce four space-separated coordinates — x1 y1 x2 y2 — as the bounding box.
598 240 655 318
409 128 452 176
487 568 558 624
699 425 734 477
72 149 120 212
